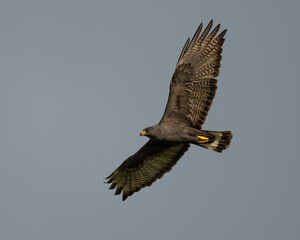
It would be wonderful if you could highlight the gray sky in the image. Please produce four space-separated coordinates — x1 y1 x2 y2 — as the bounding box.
0 0 299 239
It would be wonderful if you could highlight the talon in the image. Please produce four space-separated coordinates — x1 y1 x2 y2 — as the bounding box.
197 136 209 143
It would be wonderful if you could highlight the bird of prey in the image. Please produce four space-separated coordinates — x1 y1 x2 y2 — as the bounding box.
106 20 233 201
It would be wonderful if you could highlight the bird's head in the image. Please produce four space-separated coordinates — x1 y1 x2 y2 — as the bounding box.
140 127 151 137
140 126 159 138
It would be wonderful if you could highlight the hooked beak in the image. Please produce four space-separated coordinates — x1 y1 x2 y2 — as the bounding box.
140 130 147 136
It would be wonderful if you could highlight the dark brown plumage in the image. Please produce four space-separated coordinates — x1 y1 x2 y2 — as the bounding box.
106 20 233 201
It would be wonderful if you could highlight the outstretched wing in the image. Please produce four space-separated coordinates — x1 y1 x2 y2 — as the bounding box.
160 20 226 129
105 140 189 201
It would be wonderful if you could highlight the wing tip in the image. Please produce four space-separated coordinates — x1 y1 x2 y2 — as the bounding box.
219 29 227 39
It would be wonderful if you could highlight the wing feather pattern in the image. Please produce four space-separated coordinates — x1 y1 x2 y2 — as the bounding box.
160 20 226 129
106 140 189 201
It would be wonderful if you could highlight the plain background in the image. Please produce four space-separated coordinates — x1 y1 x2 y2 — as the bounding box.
1 0 299 239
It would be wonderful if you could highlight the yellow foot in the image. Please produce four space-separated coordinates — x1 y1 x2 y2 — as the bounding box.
197 136 209 143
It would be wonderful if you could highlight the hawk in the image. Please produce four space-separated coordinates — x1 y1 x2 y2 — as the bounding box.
106 20 233 201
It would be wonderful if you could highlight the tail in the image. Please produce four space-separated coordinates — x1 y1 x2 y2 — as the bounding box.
196 130 233 153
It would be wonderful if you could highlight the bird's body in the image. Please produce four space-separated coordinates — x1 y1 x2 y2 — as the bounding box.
142 123 201 142
106 20 233 201
142 123 222 144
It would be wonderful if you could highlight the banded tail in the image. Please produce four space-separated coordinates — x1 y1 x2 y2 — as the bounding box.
196 130 232 153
